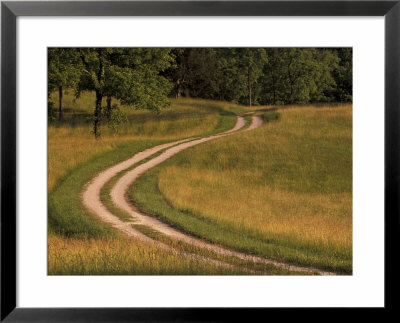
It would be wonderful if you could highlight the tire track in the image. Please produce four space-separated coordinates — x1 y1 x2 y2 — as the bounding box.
110 115 334 275
83 115 335 275
82 117 258 274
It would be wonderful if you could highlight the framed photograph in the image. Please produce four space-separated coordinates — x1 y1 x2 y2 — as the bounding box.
1 0 398 321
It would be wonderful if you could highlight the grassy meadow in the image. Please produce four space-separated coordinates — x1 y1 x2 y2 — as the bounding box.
130 105 353 273
47 48 353 276
48 235 252 275
48 91 239 190
48 90 262 275
48 90 352 275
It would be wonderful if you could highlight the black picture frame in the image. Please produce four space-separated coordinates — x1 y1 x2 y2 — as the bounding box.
1 1 399 321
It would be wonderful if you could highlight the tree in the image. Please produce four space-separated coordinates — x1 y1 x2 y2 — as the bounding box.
282 48 314 104
214 48 248 103
165 48 219 99
214 48 267 106
309 49 339 102
76 48 175 138
332 48 352 102
238 48 267 106
48 48 82 120
259 48 340 105
49 47 352 128
260 48 284 105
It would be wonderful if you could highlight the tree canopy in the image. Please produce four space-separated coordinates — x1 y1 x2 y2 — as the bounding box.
77 48 175 137
48 47 352 137
48 48 82 120
166 48 351 105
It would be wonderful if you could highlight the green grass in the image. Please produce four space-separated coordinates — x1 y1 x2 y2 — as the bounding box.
48 234 251 275
48 92 238 190
93 104 298 275
48 91 247 274
98 172 310 275
129 105 352 274
49 90 350 275
48 91 238 238
130 224 314 275
262 109 280 122
49 139 166 238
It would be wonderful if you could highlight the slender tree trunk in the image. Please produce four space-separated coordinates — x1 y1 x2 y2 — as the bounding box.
248 68 252 107
94 91 103 139
272 84 276 105
94 49 104 139
58 85 63 120
175 80 180 99
105 95 112 121
107 96 112 110
272 74 276 105
288 56 294 104
249 85 252 107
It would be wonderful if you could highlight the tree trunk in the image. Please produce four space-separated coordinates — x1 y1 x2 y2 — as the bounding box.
288 56 294 104
272 74 276 105
248 68 252 107
105 95 112 121
249 85 252 107
58 85 63 120
175 81 180 99
273 88 276 105
94 91 103 139
107 96 112 110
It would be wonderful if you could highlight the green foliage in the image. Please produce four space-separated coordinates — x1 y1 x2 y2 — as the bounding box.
49 48 175 137
48 48 83 120
47 100 56 120
216 48 267 106
166 48 352 105
164 48 221 99
77 48 174 110
332 48 353 102
262 109 280 122
48 47 352 135
105 105 128 133
259 48 339 104
48 48 82 93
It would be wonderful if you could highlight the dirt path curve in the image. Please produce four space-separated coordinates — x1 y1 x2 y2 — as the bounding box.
247 115 264 130
82 117 259 274
83 115 334 275
82 139 194 243
108 115 334 276
82 116 246 238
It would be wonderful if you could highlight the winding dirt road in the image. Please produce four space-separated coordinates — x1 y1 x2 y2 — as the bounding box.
246 115 264 130
82 116 246 241
82 115 335 275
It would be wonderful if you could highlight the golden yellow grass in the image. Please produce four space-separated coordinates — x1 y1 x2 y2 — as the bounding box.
48 234 240 275
48 92 229 190
48 94 252 274
160 170 351 251
158 105 352 256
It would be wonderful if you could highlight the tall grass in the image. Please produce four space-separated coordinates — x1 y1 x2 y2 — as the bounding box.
131 105 352 273
49 139 167 238
99 166 307 275
48 92 243 274
48 91 238 190
48 234 246 275
48 92 238 237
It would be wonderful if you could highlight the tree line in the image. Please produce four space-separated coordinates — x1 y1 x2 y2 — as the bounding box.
48 48 352 138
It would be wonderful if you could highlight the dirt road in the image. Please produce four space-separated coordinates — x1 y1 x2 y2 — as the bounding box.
83 115 334 275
